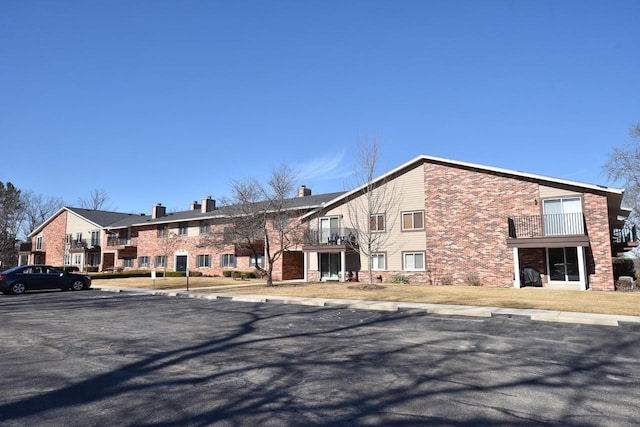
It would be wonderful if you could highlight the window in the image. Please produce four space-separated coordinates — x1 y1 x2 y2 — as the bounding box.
196 254 211 268
320 217 340 243
199 221 211 235
403 252 425 270
138 256 150 268
543 197 583 235
220 254 236 268
402 211 424 230
88 253 100 266
548 247 580 282
74 254 82 265
155 256 166 268
178 222 188 236
370 214 385 232
157 225 168 238
64 254 71 265
250 255 265 268
36 236 43 250
371 253 386 270
75 232 83 242
90 230 100 247
66 234 72 244
123 258 134 268
274 214 289 230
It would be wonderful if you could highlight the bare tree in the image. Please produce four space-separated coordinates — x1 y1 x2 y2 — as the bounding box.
224 164 303 286
344 136 401 286
19 191 64 240
77 189 113 210
604 123 640 224
157 225 183 278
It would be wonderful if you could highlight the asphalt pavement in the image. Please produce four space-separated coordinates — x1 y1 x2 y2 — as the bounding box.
2 289 640 426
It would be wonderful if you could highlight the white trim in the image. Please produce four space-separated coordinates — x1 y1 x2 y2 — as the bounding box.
513 248 521 288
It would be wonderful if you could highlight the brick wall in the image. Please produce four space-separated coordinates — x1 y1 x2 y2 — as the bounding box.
35 211 67 266
583 193 615 290
423 161 540 287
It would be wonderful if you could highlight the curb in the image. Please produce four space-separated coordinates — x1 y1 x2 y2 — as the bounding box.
94 286 640 327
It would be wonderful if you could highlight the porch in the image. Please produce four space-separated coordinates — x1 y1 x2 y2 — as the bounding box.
302 228 360 282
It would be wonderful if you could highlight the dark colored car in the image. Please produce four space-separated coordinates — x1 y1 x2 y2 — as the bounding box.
0 265 91 295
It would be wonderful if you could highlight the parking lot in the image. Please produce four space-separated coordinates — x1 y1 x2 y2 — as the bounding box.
1 289 639 426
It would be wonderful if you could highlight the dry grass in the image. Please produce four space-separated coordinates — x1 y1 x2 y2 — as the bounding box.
92 277 640 317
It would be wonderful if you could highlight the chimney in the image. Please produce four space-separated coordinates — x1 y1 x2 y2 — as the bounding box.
201 196 216 213
152 203 166 219
190 201 201 211
297 185 312 197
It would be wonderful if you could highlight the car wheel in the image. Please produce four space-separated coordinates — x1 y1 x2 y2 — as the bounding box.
71 280 85 291
10 282 26 295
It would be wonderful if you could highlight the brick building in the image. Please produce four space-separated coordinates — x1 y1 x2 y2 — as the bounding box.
24 155 635 290
301 155 635 291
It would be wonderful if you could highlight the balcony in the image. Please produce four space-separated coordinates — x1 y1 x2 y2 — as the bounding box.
106 236 138 248
612 224 638 255
507 213 589 249
303 228 358 249
508 213 586 238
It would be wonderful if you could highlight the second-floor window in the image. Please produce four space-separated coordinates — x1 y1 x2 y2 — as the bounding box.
36 236 43 250
402 211 424 231
370 214 385 232
157 225 168 238
91 230 100 246
178 222 188 236
543 197 583 235
200 221 211 235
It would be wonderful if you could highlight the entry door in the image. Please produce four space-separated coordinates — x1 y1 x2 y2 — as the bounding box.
319 253 340 281
543 197 583 235
175 255 188 272
548 247 580 282
320 217 340 244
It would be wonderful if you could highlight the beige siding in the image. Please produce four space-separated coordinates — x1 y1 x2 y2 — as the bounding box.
66 212 98 239
539 185 582 199
320 164 427 272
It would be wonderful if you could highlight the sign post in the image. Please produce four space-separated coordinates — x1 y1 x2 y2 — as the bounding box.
186 267 189 291
151 270 156 289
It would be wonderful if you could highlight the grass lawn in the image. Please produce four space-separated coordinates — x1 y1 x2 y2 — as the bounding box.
92 276 640 317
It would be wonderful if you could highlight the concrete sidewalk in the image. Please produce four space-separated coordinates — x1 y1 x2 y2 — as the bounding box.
93 283 640 327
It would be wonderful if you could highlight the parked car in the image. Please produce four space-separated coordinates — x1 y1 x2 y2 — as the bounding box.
0 265 91 295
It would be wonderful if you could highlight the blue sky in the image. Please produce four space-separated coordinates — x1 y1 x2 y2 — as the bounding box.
1 0 638 214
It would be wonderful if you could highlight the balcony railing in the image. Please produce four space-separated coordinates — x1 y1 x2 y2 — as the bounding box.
69 239 88 250
508 213 586 238
612 224 637 245
304 227 358 246
106 237 138 247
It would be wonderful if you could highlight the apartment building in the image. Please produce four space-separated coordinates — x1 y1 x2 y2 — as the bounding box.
24 155 635 290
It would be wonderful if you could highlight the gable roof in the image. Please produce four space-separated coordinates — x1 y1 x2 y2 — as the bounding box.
104 191 347 229
301 154 627 220
28 207 136 237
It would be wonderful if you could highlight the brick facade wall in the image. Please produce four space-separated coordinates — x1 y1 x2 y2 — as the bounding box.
35 211 67 266
423 161 541 287
582 193 615 290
